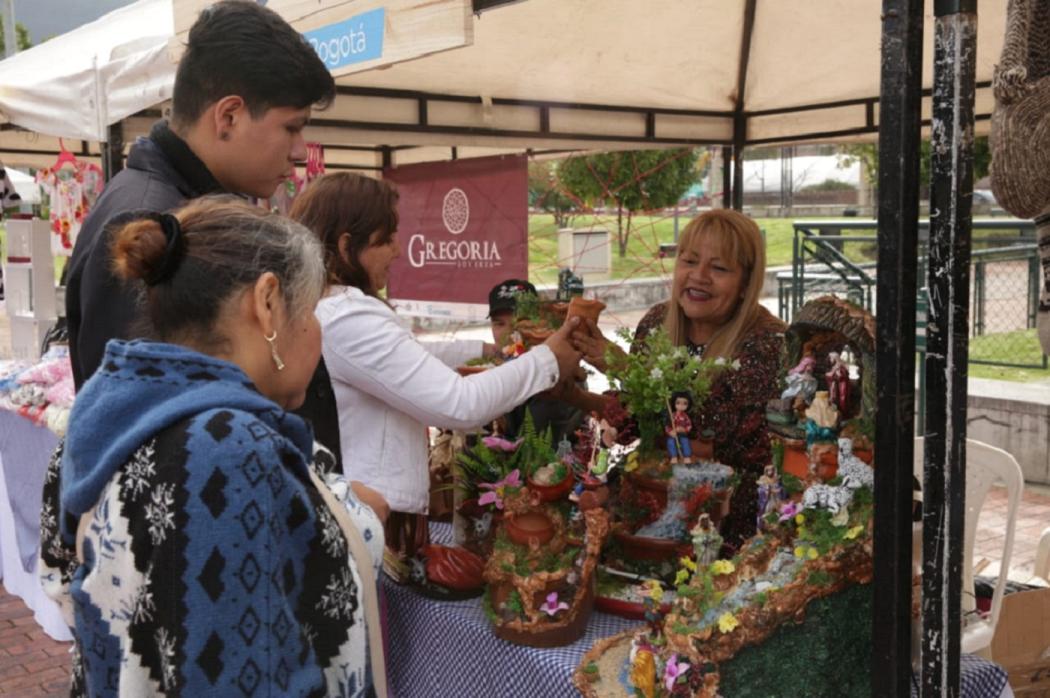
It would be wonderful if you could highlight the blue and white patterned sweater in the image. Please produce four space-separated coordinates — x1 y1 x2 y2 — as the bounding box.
39 340 383 697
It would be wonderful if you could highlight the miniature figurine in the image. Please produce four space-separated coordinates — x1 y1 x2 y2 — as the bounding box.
837 437 874 490
781 351 818 405
501 330 526 359
756 464 787 531
805 390 840 438
665 390 694 464
825 351 851 417
690 513 723 567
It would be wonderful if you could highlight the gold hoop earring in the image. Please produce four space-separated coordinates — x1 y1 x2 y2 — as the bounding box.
264 330 285 371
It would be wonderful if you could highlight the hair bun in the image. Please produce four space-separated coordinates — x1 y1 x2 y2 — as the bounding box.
111 217 170 283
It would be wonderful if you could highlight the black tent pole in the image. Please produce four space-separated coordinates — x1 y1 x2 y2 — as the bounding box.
872 0 924 694
921 1 977 695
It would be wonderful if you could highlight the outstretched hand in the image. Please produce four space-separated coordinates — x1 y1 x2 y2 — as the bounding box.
543 316 584 386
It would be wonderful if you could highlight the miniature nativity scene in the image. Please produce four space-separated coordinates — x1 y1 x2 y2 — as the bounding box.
406 292 879 696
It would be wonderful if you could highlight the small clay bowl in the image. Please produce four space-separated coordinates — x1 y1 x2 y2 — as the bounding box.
505 511 555 546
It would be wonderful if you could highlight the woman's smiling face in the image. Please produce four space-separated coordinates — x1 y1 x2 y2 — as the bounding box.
673 234 746 340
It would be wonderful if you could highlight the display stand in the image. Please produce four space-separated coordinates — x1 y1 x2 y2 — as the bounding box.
3 216 57 360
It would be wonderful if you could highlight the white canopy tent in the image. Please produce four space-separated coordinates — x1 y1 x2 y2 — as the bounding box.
0 0 1007 173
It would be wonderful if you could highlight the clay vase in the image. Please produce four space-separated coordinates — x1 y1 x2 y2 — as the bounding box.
566 296 606 324
505 511 556 547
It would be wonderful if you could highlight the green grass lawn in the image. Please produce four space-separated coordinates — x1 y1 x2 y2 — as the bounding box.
966 328 1050 381
526 213 801 285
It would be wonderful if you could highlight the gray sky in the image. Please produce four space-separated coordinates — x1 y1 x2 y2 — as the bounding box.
13 0 137 46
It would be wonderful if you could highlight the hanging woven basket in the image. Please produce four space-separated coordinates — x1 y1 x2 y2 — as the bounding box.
990 0 1050 219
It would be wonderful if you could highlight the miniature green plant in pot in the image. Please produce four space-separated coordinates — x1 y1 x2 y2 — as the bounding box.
605 327 724 459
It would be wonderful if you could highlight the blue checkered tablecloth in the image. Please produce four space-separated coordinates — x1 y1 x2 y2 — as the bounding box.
910 653 1011 697
383 523 639 697
386 524 1011 698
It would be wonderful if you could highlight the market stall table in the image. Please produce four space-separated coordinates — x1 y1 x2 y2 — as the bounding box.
0 409 71 641
383 524 1012 697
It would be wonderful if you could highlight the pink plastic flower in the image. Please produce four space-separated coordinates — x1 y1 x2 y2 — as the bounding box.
663 653 690 691
477 469 522 510
778 500 802 522
539 591 569 617
482 435 522 452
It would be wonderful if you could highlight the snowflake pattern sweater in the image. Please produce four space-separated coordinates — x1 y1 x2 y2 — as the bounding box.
39 339 383 697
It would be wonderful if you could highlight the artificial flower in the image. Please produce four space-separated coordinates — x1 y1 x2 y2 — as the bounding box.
539 591 569 617
710 560 735 576
674 569 690 587
807 547 819 560
795 513 806 525
482 435 522 452
679 556 697 573
731 359 742 370
718 612 739 633
714 357 727 366
778 501 802 522
650 367 664 380
663 653 691 691
844 524 866 540
477 469 522 510
643 579 664 603
794 546 806 559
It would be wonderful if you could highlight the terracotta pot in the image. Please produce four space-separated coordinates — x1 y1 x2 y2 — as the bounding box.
505 511 556 546
813 444 839 481
541 301 570 323
782 440 810 480
613 529 690 562
691 437 715 461
518 326 555 346
565 296 606 324
527 472 575 502
626 472 669 509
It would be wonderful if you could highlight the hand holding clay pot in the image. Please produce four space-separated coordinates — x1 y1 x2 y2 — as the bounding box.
542 317 583 387
569 318 625 373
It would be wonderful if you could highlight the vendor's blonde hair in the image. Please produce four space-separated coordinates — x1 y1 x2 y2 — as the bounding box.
664 209 773 359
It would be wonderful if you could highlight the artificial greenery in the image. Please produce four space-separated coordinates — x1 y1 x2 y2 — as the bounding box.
807 569 833 587
605 327 723 457
508 410 559 477
505 590 525 618
456 439 515 501
512 291 542 323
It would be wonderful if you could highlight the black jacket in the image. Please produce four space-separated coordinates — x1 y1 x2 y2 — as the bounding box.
65 122 343 469
66 121 223 389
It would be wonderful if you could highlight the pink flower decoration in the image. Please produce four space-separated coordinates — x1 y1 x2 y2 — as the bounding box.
663 653 690 691
482 435 522 452
477 469 522 510
778 500 802 522
539 591 569 617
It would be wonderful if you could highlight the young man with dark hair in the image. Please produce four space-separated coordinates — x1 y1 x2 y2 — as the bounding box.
66 0 336 389
488 279 586 444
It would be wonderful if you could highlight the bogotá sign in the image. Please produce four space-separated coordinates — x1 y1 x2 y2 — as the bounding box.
171 0 473 78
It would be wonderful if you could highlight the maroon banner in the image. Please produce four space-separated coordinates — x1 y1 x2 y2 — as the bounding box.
384 154 528 317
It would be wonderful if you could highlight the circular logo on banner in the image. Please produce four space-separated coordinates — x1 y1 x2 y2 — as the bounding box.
442 188 470 235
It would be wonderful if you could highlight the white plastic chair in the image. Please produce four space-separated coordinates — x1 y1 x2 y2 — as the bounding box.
913 437 1024 657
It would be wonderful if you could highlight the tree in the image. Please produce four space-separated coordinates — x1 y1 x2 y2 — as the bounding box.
557 148 699 257
0 16 32 54
837 137 991 196
528 160 576 228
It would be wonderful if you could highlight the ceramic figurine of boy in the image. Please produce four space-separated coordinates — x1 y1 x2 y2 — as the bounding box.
501 330 526 359
756 463 787 530
665 390 694 464
690 513 722 566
